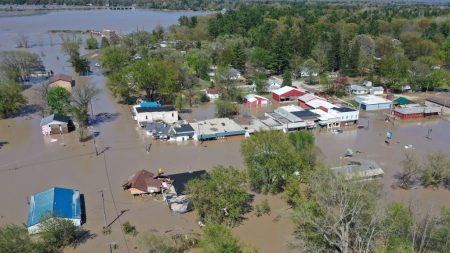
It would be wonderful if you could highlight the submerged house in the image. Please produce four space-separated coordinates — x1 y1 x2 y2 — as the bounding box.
40 114 74 135
393 105 441 119
27 187 81 234
135 105 178 126
190 118 246 141
48 74 74 92
330 160 384 180
354 95 392 111
123 170 169 196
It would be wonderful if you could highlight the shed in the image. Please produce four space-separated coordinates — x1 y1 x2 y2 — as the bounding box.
40 114 74 135
27 187 81 234
272 86 306 102
243 94 270 107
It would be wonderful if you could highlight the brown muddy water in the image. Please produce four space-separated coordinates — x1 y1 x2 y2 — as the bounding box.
1 10 450 253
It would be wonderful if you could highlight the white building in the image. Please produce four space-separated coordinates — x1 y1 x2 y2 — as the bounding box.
329 107 360 125
135 106 178 126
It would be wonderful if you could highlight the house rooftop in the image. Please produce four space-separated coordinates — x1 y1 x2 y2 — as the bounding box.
48 74 72 83
394 106 441 115
332 107 357 113
124 170 164 193
298 93 324 102
291 110 320 121
190 118 244 136
331 160 384 180
306 99 338 109
356 95 392 105
394 97 414 105
27 187 81 227
40 114 71 126
272 86 305 95
426 95 450 108
173 123 195 133
136 105 175 113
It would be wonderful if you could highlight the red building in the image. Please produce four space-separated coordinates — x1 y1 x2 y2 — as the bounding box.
272 86 306 102
393 106 440 119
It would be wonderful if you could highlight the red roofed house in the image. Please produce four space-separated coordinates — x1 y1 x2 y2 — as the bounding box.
272 86 306 102
48 74 74 92
244 94 270 107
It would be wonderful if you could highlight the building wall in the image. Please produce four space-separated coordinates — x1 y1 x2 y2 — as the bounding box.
361 103 392 111
335 110 359 122
136 111 178 124
28 218 80 234
49 80 72 92
41 123 68 135
425 101 450 115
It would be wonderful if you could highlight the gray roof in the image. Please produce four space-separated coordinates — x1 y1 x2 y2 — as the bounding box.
136 105 175 113
146 122 171 135
333 107 357 113
173 124 195 134
394 106 441 115
426 96 450 108
291 110 320 121
40 114 71 126
331 160 384 180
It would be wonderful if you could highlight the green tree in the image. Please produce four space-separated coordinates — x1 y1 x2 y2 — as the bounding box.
47 87 71 115
61 40 80 59
85 37 98 49
215 99 239 118
100 46 129 73
250 47 272 69
139 232 181 253
241 130 302 193
186 53 209 79
382 203 415 253
175 93 186 111
38 216 77 251
232 42 246 72
0 81 27 118
288 131 317 174
100 37 110 49
125 59 179 101
186 165 251 226
347 41 360 77
0 224 35 253
71 54 90 75
281 70 292 87
199 223 241 253
106 70 135 103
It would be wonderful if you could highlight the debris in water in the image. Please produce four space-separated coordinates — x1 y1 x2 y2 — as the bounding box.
50 139 57 142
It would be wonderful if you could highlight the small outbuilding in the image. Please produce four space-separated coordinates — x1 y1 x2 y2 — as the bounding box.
40 114 74 135
330 160 384 180
272 86 306 102
243 94 270 107
48 74 74 92
393 105 441 119
27 187 81 234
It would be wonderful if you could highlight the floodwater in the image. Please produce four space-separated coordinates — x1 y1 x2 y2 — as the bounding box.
1 9 450 253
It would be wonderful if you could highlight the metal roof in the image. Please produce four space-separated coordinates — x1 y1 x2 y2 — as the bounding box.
394 97 413 105
331 160 384 180
40 114 71 126
426 96 450 108
291 110 320 121
136 105 175 113
27 187 81 227
333 107 357 113
394 106 441 115
173 124 195 134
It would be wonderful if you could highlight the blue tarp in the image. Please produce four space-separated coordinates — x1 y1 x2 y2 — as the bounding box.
140 101 161 108
27 187 81 227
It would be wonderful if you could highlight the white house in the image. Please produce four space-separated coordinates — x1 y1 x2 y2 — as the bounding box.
300 69 318 77
350 84 369 95
329 107 360 125
135 106 178 126
205 87 221 100
370 86 384 95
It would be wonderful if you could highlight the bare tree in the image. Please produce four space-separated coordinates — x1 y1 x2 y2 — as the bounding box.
0 51 45 82
15 33 29 48
421 152 450 187
35 81 51 117
293 168 383 253
71 82 99 141
396 151 421 189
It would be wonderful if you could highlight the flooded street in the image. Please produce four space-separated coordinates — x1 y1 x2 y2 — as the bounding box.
1 9 450 253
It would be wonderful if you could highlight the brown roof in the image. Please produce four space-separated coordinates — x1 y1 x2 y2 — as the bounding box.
427 95 450 108
207 86 222 94
124 170 164 193
49 74 72 84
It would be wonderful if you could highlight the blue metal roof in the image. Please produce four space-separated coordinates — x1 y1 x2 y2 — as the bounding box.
140 101 161 108
27 187 81 227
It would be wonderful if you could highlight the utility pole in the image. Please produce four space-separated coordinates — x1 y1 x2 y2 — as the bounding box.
90 101 99 156
98 190 107 229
